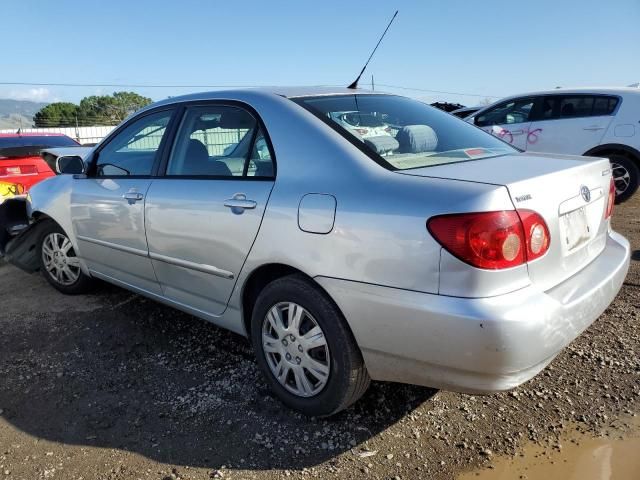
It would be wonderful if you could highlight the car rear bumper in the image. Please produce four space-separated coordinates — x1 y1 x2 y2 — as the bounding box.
316 231 630 393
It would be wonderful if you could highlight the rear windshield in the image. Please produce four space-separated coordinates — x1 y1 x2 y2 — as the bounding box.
0 135 78 149
293 94 516 170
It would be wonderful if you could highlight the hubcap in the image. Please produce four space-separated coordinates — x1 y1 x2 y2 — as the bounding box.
611 162 630 196
262 302 330 398
41 232 81 286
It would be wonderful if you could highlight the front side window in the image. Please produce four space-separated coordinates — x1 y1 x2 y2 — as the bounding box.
167 105 273 177
295 94 516 170
94 110 172 177
475 98 535 127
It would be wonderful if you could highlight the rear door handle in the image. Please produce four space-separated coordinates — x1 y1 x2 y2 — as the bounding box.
509 129 525 135
583 126 605 131
123 191 144 204
224 193 257 212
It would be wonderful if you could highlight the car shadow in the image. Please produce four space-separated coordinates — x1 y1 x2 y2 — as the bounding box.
0 282 437 471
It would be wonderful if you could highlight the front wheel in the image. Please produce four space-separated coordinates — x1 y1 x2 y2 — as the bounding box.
38 222 93 294
609 154 639 204
251 274 370 416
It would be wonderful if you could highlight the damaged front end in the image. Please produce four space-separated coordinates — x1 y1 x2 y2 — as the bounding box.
0 197 48 273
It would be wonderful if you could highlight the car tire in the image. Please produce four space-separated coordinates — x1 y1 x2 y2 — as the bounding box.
38 221 93 295
609 154 639 204
251 274 370 416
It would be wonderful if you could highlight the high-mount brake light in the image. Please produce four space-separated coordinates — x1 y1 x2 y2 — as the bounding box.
427 210 550 270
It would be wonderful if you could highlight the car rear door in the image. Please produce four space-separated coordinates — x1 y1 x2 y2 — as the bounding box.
525 94 617 154
70 108 177 295
144 103 276 317
473 97 535 150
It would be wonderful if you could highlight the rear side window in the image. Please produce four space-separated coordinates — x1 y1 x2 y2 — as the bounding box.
592 96 619 115
166 105 274 178
533 95 619 120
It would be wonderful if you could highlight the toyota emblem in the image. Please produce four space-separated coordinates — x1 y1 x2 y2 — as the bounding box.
580 185 591 203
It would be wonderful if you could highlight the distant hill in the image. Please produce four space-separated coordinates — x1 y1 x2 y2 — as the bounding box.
0 99 48 129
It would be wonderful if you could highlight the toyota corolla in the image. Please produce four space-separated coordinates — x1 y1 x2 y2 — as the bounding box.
0 87 629 416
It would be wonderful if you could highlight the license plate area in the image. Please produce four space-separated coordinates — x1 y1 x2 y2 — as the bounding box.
560 207 591 252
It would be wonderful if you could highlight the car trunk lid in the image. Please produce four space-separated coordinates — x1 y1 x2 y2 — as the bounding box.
398 152 612 291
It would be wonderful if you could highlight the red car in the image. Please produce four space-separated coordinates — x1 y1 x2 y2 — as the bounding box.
0 133 80 192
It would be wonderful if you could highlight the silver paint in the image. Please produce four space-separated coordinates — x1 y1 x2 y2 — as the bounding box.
16 87 630 394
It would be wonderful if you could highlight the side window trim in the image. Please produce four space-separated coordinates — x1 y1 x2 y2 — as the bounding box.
156 100 276 181
86 106 178 179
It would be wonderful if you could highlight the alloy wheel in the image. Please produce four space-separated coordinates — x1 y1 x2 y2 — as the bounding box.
41 232 81 286
262 302 331 397
611 162 630 196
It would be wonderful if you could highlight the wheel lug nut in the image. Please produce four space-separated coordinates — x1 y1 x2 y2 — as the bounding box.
285 353 291 360
282 340 288 346
290 335 295 341
298 345 303 352
296 357 301 364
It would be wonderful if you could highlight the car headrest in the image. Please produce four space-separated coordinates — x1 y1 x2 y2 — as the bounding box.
219 109 255 129
364 135 399 155
396 125 438 153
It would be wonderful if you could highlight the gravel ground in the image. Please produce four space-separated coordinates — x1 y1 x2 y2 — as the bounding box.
0 196 638 480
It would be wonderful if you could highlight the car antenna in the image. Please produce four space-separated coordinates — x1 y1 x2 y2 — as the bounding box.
347 10 398 89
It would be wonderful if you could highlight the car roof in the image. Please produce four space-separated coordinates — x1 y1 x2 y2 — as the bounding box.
150 86 386 109
497 87 640 100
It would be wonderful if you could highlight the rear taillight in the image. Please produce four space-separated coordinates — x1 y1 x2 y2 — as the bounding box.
517 209 550 262
605 177 615 219
427 209 550 270
0 165 38 177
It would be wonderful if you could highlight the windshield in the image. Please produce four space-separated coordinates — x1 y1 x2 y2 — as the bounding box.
294 94 516 170
0 135 78 149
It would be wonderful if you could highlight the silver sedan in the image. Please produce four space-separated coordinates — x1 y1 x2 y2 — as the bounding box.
0 87 630 416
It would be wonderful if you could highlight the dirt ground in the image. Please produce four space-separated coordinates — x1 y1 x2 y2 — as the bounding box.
0 196 638 480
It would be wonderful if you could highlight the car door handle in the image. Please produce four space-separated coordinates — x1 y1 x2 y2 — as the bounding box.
509 129 525 135
122 191 144 203
224 193 257 211
583 126 604 131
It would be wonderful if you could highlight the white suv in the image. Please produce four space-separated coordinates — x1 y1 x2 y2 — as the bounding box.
466 88 640 202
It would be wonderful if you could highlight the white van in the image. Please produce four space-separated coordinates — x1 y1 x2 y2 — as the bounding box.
466 88 640 202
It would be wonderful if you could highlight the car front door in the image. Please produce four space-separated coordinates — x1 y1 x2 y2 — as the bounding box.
474 97 535 150
144 103 276 317
524 94 617 154
71 108 176 294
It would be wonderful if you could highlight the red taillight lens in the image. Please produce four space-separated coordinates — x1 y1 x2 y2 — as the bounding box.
0 165 38 177
605 177 615 219
427 210 550 270
517 209 550 262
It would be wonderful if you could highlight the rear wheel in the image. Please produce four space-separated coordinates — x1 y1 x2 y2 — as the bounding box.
38 222 93 294
609 154 639 203
251 274 370 416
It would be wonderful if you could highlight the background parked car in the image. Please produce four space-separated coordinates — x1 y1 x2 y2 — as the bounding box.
450 105 481 118
466 88 640 202
0 133 80 192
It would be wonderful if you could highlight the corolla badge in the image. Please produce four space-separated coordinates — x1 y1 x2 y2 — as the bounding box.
580 185 591 203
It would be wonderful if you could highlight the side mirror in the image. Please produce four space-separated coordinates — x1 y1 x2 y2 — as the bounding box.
56 155 85 175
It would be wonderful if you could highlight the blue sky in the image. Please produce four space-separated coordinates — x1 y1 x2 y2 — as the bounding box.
2 0 639 107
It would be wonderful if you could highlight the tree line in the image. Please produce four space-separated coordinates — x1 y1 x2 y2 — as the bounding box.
33 91 152 127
